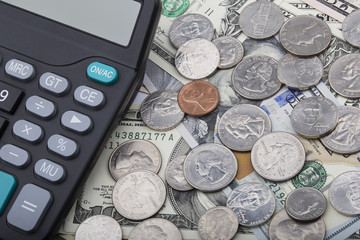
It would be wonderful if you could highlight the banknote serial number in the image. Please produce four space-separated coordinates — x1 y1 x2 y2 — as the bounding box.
264 179 286 206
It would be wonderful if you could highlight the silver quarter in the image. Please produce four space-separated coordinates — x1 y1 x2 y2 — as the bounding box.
251 132 306 181
112 170 166 220
198 206 239 240
75 215 122 240
140 90 185 131
165 155 193 191
279 15 332 56
227 182 276 227
329 171 360 216
212 36 244 69
277 54 323 90
269 209 326 240
239 1 283 39
290 96 339 138
183 143 238 192
128 218 182 240
328 53 360 99
232 55 281 100
218 104 272 151
285 187 327 221
343 9 360 48
175 38 220 80
169 13 214 49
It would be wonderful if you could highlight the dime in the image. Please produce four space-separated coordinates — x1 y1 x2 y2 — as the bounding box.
232 55 281 100
183 143 238 192
212 36 244 69
175 38 220 80
227 182 276 226
269 209 326 240
218 104 272 151
128 218 182 240
285 187 327 221
169 13 214 49
279 15 332 56
277 54 323 90
112 170 166 220
108 139 162 181
343 9 360 48
329 171 360 216
328 53 360 99
177 80 219 117
198 206 239 240
165 155 193 191
290 96 339 138
239 1 283 39
75 215 122 240
140 90 185 131
251 132 306 181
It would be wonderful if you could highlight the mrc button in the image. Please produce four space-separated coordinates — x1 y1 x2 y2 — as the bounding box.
87 62 118 85
5 59 35 81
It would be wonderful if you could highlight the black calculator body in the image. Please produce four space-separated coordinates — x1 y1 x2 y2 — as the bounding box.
0 1 161 239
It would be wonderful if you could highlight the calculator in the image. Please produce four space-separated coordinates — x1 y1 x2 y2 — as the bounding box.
0 0 161 239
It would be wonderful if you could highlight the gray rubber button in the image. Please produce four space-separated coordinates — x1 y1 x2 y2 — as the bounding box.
74 85 104 108
61 110 92 133
39 72 69 95
5 59 35 81
47 134 78 158
0 144 30 167
13 120 43 143
34 159 65 183
26 95 56 119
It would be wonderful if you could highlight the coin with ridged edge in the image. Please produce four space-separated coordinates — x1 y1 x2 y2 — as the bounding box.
165 155 193 191
212 36 244 69
75 215 122 240
128 218 182 240
342 9 360 48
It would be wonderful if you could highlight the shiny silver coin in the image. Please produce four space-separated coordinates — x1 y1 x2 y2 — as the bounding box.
227 182 276 227
320 106 360 154
75 215 122 240
169 13 214 49
183 143 238 192
239 0 283 39
232 55 281 100
175 38 220 80
198 206 239 240
251 132 306 181
108 139 162 181
290 96 339 138
212 36 244 69
285 187 327 221
128 218 182 240
343 9 360 48
328 53 360 99
218 104 272 151
279 15 332 56
277 54 323 90
140 90 185 131
329 171 360 216
165 155 193 191
269 209 326 240
112 170 166 220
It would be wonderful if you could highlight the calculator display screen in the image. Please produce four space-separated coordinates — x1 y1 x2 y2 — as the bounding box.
2 0 141 46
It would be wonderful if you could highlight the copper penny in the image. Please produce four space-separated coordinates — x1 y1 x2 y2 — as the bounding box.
177 81 219 117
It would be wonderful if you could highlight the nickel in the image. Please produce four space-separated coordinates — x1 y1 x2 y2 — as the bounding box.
212 36 244 69
343 9 360 48
165 155 193 191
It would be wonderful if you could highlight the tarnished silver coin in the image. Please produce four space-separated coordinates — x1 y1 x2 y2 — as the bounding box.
109 139 162 181
285 187 327 221
251 132 306 181
239 0 283 39
277 54 323 90
343 9 360 48
212 36 244 69
320 106 360 154
169 13 214 49
140 90 185 131
75 215 122 240
198 206 239 240
329 171 360 216
183 143 238 192
328 53 360 99
175 38 220 80
165 155 193 191
279 15 332 56
227 182 276 227
232 55 281 100
269 209 326 240
290 96 339 138
218 104 272 151
112 170 166 220
128 218 182 240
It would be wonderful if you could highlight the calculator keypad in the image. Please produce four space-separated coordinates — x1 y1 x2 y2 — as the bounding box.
0 170 16 214
0 144 30 168
26 96 56 119
39 72 69 96
74 85 105 108
5 59 35 81
61 110 92 133
13 120 44 143
47 134 78 158
0 81 24 114
34 159 65 183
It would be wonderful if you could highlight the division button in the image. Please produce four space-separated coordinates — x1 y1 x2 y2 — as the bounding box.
74 85 104 109
5 59 35 81
0 144 30 168
39 72 69 95
26 95 56 119
0 171 17 214
13 120 43 144
61 110 92 133
47 134 78 158
34 159 65 183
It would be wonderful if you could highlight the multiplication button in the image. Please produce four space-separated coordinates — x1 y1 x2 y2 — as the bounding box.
13 120 43 144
